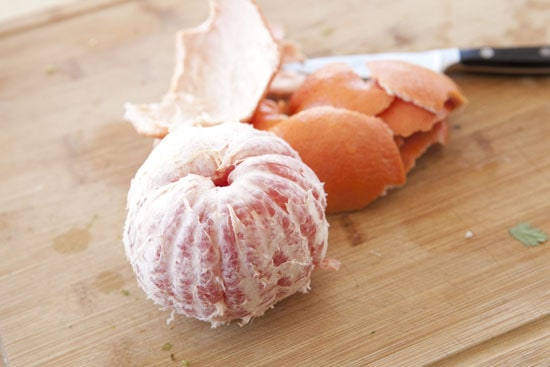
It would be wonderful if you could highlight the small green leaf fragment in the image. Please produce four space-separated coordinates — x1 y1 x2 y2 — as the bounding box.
120 289 130 296
181 360 191 366
162 342 173 351
45 65 58 75
321 27 334 37
509 223 548 247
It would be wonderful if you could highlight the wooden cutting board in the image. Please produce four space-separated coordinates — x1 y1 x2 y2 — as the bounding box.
1 0 549 366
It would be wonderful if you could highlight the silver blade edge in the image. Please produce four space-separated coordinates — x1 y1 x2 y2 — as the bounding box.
282 48 461 78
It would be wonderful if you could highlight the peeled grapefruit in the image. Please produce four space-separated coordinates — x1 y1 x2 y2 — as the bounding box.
124 122 334 327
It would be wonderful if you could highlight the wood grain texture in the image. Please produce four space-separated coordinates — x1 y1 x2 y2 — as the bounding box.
0 0 549 366
0 0 130 37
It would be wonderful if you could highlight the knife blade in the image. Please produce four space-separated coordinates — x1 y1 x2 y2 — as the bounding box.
282 46 550 78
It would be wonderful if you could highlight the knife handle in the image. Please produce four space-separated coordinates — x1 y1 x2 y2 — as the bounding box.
459 46 550 74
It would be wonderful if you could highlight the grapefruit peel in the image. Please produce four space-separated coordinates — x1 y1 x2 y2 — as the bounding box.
124 0 281 138
253 61 466 212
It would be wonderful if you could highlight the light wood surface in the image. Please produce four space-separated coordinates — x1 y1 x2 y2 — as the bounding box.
1 0 549 366
0 0 75 22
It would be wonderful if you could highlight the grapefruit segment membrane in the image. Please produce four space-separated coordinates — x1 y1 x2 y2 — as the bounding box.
124 123 334 327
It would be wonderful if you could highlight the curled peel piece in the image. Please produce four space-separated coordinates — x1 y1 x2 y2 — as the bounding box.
125 0 281 138
269 71 307 97
365 61 465 172
270 106 406 213
378 98 441 137
251 99 289 131
267 24 307 97
367 60 467 117
268 46 307 96
399 120 449 172
288 63 394 116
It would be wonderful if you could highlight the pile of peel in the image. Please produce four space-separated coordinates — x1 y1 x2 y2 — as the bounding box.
123 0 466 326
125 0 466 214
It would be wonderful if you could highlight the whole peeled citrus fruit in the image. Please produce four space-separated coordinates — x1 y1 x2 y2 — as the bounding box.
124 122 331 327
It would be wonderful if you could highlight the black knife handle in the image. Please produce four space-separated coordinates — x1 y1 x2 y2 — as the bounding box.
459 46 550 73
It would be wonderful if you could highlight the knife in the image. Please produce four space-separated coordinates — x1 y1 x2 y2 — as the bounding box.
283 46 550 78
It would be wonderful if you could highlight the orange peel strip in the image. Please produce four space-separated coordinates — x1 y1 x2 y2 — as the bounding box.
288 63 394 116
270 106 406 213
367 60 467 117
399 120 449 172
250 99 289 131
378 98 443 137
